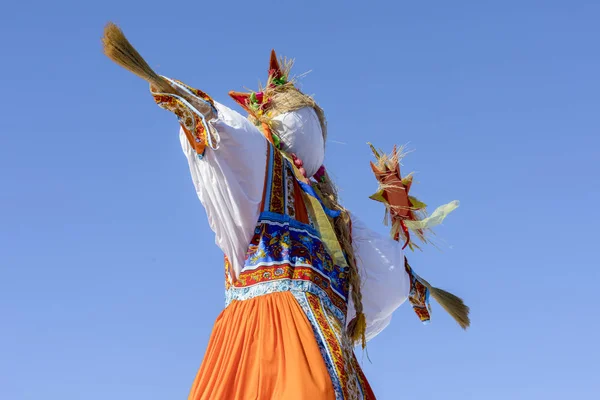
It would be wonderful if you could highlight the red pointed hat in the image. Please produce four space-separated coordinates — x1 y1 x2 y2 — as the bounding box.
228 50 288 114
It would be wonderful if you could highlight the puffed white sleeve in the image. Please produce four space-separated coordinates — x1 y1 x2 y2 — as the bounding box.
348 214 411 342
180 101 267 277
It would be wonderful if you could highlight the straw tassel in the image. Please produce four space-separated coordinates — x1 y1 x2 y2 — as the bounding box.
102 22 174 94
347 312 367 348
419 277 470 330
101 22 215 119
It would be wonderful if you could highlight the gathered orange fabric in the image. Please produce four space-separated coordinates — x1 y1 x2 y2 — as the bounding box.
188 292 336 400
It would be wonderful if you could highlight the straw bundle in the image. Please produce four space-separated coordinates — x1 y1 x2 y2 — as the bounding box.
102 22 215 118
419 276 470 330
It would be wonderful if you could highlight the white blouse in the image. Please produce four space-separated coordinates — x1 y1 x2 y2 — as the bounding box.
179 101 410 342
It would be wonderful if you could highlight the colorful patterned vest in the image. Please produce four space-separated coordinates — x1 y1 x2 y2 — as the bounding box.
224 143 375 400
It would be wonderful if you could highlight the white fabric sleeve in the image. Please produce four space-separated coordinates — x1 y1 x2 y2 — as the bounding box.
348 214 411 341
180 101 267 277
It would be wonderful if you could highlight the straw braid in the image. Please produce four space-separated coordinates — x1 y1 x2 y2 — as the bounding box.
314 172 367 347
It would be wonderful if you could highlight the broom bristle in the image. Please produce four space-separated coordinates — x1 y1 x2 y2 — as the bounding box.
102 22 174 94
419 277 470 329
430 287 470 329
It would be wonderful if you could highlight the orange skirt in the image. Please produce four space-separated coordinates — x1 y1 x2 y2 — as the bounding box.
188 291 337 400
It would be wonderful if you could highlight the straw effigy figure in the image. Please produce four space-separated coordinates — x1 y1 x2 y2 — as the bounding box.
102 23 469 400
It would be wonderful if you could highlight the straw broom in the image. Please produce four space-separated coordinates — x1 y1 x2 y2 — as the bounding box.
419 276 470 330
102 22 214 118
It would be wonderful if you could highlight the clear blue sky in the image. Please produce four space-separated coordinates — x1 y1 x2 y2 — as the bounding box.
1 1 599 399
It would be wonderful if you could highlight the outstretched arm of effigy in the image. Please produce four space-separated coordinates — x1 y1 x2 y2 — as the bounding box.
103 23 269 275
154 85 268 278
363 144 469 331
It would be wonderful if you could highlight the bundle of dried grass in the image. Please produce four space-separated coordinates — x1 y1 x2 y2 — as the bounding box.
369 143 410 172
419 277 470 330
102 22 174 94
102 22 215 119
